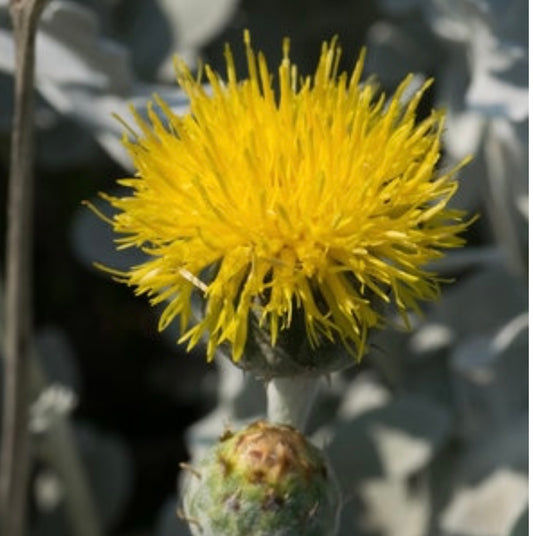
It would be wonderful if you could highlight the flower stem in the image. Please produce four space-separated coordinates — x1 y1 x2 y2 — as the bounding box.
266 376 320 431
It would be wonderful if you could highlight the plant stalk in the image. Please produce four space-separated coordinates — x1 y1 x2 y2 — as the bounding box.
266 376 320 431
0 1 47 534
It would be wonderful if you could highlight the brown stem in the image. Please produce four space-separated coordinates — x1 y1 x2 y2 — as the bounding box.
0 1 47 535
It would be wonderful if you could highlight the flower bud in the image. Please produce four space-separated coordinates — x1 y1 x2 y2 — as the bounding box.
182 420 340 536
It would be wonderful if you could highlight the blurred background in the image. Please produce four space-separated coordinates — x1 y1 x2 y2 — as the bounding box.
0 0 528 535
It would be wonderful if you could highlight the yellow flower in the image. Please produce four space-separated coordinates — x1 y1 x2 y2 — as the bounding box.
101 31 471 363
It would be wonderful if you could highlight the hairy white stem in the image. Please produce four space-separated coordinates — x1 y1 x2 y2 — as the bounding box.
266 376 320 431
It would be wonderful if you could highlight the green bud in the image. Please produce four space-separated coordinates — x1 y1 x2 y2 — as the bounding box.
181 420 340 536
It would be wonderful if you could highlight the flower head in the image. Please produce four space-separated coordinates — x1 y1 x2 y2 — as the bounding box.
102 31 470 363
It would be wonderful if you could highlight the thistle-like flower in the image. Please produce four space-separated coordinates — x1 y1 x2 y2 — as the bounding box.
101 31 470 363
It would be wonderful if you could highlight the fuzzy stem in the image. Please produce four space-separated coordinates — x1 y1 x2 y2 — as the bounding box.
266 376 320 431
